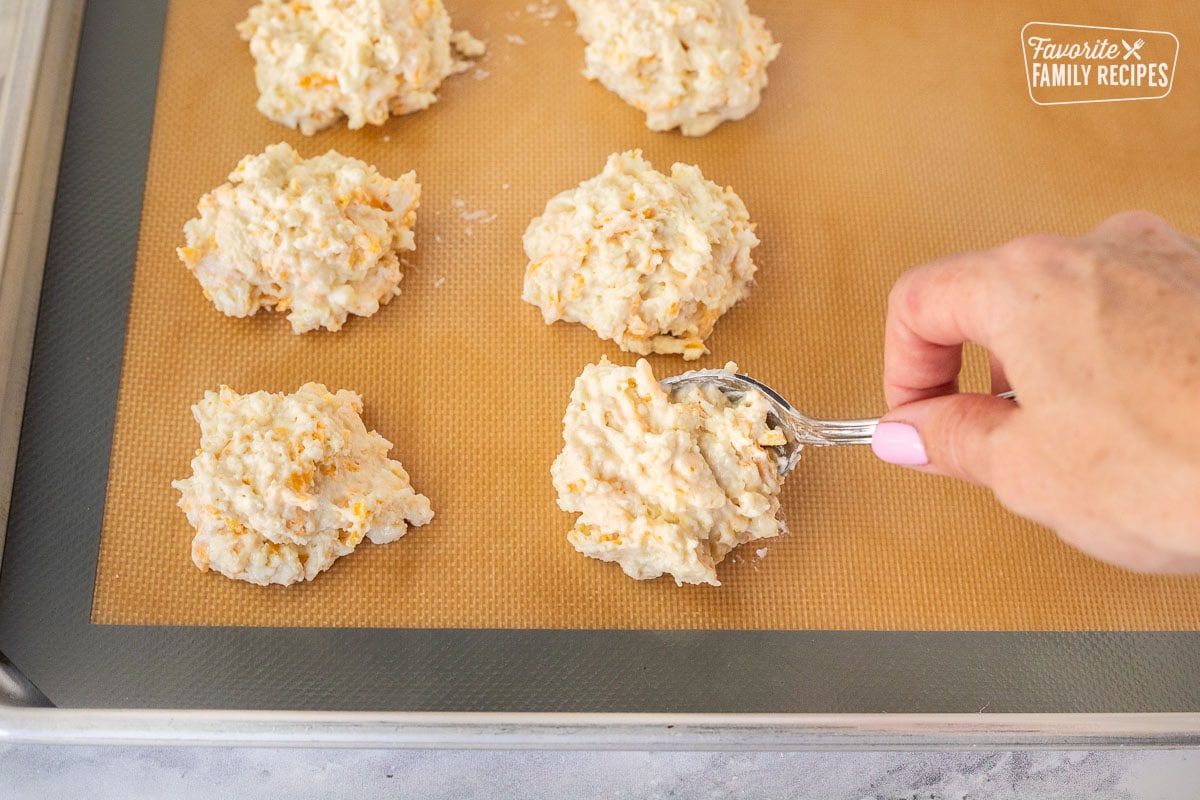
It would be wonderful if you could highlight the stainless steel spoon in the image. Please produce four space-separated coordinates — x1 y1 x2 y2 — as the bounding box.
660 368 1017 477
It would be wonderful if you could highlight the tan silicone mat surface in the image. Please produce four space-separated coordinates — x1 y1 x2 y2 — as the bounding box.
93 0 1200 629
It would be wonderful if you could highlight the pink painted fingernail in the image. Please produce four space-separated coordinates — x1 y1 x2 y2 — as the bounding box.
871 422 929 466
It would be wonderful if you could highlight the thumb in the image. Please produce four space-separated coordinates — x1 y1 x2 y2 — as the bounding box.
871 393 1020 486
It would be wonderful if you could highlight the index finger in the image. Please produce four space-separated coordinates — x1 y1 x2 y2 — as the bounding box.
883 248 1005 409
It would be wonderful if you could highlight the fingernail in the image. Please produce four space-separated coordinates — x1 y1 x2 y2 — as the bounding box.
871 422 929 466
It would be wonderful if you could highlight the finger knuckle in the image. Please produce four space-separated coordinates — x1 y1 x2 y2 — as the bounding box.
1000 233 1074 273
886 266 924 316
1000 234 1112 298
1101 209 1173 237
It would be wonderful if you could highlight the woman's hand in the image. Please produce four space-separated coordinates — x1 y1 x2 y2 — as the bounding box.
874 211 1200 572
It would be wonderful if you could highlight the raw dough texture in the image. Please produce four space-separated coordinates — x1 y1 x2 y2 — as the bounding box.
568 0 779 136
178 142 419 334
523 150 759 360
173 383 434 586
552 357 786 586
239 0 485 134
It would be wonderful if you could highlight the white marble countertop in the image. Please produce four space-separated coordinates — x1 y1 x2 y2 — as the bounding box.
1 745 1199 797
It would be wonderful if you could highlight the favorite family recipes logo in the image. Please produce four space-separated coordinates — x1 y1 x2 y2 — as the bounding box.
1022 22 1178 105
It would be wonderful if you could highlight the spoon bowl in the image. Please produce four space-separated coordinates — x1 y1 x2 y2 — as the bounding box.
661 368 1016 477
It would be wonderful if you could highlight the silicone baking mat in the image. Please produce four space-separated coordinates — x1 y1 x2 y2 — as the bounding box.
91 0 1200 629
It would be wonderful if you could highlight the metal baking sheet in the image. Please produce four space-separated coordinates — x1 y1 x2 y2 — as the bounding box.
1 0 1200 738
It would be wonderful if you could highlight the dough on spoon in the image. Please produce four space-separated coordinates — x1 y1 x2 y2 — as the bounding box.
173 383 433 586
567 0 780 136
522 150 760 360
552 357 786 586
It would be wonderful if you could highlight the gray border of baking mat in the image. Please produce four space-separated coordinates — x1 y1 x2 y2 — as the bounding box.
1 0 1199 712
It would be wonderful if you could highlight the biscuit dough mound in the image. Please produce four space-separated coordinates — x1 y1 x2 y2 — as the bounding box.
238 0 485 134
173 383 434 586
568 0 779 136
178 143 419 334
522 150 759 360
552 358 786 586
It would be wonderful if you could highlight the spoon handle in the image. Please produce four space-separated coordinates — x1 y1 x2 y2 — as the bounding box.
798 391 1018 448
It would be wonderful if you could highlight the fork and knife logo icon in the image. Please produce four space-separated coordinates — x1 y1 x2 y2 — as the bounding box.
1122 38 1145 60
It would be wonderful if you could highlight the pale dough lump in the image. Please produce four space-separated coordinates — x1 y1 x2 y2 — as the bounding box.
523 150 760 360
568 0 779 136
173 383 434 586
239 0 485 134
178 142 419 334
